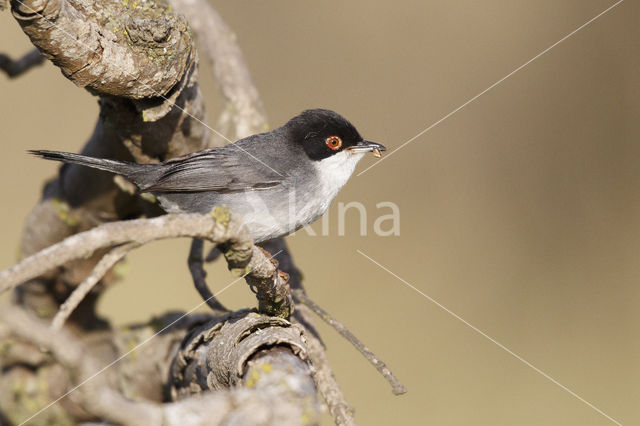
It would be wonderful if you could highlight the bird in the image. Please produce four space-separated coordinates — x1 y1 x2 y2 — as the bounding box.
30 109 385 243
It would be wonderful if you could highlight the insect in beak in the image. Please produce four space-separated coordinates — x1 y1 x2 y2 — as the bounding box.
347 140 387 158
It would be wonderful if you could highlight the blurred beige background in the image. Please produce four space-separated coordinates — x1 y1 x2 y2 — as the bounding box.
1 0 638 424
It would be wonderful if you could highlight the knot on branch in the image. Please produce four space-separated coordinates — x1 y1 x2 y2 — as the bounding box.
221 240 294 318
11 0 58 20
209 206 251 251
125 15 173 45
169 311 308 399
248 251 294 318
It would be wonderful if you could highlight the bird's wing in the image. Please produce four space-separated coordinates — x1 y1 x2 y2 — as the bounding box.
142 148 284 193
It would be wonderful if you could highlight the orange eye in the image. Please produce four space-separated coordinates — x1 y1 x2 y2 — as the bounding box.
325 136 342 150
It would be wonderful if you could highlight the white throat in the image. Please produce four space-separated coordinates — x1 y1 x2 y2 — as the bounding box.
220 150 365 242
313 150 364 200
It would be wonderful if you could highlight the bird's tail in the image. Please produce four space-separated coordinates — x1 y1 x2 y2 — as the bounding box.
29 150 160 189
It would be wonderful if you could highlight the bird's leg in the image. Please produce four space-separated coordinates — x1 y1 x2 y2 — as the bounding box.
188 238 229 313
205 245 222 262
0 48 45 78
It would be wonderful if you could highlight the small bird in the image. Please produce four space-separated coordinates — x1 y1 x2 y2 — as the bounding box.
31 109 385 243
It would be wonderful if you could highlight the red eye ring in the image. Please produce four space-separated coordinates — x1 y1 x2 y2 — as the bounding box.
326 136 342 150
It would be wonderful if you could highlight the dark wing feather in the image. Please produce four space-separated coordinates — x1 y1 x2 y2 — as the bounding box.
142 147 283 193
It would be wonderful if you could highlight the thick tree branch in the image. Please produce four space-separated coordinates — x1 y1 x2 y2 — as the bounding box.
11 0 210 321
0 304 321 425
10 0 193 98
1 0 362 422
0 303 162 425
169 312 310 394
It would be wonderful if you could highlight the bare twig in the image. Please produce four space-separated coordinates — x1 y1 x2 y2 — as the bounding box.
262 242 353 424
0 48 44 77
169 0 268 139
51 242 139 330
1 209 294 318
294 289 407 396
267 235 406 397
295 304 356 426
1 209 246 293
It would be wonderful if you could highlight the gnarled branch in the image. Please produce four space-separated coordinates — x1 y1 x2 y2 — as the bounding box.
1 209 294 319
0 0 370 423
11 0 193 98
0 303 320 425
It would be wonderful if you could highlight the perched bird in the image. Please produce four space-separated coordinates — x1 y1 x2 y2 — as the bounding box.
31 109 385 242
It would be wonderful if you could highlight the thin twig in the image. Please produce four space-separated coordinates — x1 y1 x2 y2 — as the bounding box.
170 0 267 139
51 242 139 330
293 289 407 396
0 211 247 293
1 210 294 318
295 304 355 426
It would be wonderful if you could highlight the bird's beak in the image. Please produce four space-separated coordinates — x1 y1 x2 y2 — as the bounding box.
347 140 387 158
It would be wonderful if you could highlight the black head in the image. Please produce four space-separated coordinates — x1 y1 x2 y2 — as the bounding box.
285 109 385 161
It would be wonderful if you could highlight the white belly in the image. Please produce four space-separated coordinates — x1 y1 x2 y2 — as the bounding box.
158 150 365 243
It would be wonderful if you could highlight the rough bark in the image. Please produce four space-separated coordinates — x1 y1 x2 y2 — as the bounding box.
1 209 294 318
11 0 193 99
11 0 211 326
0 304 320 425
0 0 365 423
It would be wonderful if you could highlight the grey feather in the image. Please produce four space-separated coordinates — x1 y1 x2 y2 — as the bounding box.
28 150 163 188
29 109 378 242
143 143 284 193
